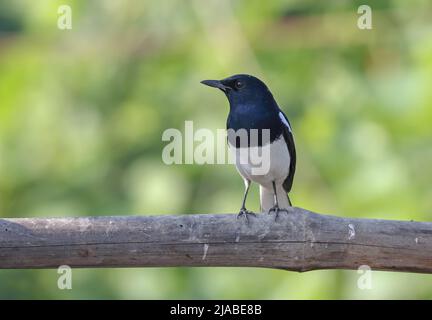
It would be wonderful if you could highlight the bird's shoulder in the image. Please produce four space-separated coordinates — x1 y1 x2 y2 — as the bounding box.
277 109 293 133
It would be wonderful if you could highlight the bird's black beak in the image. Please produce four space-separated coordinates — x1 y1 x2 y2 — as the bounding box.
200 79 230 92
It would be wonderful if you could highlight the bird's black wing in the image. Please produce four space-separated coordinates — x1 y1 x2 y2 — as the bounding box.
279 110 296 194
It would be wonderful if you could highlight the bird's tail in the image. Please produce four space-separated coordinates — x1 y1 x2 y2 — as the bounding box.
259 185 292 212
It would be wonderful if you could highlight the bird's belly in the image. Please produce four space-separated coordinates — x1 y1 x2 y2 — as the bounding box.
229 137 290 188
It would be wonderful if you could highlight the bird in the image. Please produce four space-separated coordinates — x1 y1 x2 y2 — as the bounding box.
201 74 296 221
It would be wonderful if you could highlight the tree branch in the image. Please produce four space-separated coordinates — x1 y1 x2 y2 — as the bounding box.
0 207 431 272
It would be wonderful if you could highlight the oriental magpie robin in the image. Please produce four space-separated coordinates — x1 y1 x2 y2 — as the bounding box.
201 74 296 220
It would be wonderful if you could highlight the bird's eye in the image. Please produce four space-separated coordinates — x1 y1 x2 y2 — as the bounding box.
234 80 244 89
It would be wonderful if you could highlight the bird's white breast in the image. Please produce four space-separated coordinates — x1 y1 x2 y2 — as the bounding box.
229 135 290 189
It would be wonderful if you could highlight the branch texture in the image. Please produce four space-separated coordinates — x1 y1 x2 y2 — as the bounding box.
1 207 431 273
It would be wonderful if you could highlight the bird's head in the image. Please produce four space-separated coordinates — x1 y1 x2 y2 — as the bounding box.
201 74 277 109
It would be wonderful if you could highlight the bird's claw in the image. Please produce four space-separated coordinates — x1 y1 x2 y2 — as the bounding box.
267 206 290 221
237 208 256 224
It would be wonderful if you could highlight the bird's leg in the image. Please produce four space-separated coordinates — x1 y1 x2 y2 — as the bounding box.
287 194 292 207
237 180 255 223
268 181 289 220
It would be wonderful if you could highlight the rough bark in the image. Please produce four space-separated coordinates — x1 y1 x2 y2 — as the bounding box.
0 207 431 273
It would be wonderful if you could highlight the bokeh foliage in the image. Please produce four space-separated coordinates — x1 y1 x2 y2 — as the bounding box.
0 0 432 299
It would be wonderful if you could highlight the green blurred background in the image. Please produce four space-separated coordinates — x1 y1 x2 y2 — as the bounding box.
1 0 432 299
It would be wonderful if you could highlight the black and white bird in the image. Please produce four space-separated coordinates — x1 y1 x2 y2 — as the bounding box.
201 74 296 220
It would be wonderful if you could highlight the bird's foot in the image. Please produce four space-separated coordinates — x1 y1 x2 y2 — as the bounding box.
268 205 290 221
237 208 256 224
